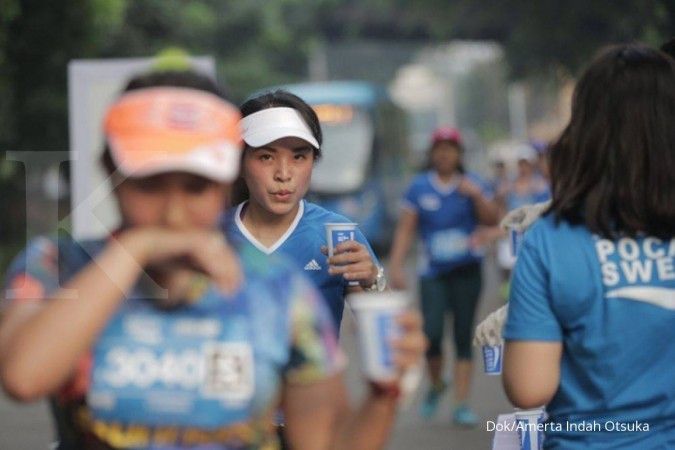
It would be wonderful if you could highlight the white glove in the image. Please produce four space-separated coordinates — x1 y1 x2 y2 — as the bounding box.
500 200 551 232
473 304 508 347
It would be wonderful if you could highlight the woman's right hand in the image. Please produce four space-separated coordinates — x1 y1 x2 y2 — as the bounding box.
499 200 551 232
120 228 242 295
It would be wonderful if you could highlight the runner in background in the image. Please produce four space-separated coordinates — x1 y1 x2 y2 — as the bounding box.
495 143 550 213
0 70 426 450
388 127 499 426
223 89 386 331
491 143 551 300
486 152 509 199
530 139 550 181
503 43 675 449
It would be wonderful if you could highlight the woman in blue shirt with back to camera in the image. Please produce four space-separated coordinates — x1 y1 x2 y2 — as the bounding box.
503 43 675 449
388 127 499 426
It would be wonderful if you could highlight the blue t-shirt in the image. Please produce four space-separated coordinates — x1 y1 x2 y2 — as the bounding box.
504 215 675 449
3 234 343 450
222 200 380 328
402 171 487 278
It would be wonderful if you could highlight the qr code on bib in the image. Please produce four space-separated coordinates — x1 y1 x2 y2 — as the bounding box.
202 342 255 403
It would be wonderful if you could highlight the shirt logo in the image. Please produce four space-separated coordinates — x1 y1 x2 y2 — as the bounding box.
304 259 322 271
419 194 441 211
595 236 675 310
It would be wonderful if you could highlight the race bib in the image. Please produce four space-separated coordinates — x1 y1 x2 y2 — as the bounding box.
429 229 470 262
88 292 256 428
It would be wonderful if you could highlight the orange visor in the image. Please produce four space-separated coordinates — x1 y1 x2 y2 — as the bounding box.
104 87 242 182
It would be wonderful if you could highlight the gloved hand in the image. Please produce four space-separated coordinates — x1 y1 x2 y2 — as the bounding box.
473 304 508 347
500 200 551 232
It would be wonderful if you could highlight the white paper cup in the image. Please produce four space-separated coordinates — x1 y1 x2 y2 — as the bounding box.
325 222 359 286
347 290 409 382
325 222 358 257
515 409 545 450
482 343 503 375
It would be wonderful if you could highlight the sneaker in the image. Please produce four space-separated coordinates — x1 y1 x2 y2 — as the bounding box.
419 381 447 419
453 404 479 427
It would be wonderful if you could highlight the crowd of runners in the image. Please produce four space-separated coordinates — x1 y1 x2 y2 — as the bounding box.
0 39 673 450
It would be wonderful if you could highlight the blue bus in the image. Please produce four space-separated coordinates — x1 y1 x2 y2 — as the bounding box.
279 81 409 253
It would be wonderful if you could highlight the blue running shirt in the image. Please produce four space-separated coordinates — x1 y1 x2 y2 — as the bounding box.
504 215 675 449
3 234 344 450
222 200 380 328
402 171 488 278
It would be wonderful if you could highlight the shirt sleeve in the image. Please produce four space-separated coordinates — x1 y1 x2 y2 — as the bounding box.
3 236 60 308
284 270 346 384
401 179 419 213
503 236 562 342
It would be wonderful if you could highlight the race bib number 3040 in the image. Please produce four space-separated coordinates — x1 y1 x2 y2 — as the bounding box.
88 310 256 428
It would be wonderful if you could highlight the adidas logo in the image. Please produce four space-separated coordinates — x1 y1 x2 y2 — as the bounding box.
304 259 322 271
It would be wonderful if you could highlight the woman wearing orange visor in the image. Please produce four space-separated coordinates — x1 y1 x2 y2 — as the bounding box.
0 71 425 450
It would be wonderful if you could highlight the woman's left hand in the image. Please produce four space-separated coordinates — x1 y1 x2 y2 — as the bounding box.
323 241 378 288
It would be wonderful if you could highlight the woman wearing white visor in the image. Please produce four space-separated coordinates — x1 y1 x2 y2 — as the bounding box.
223 90 387 330
223 90 426 449
0 71 425 450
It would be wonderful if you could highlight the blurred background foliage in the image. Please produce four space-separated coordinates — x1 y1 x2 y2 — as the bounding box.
0 0 673 270
0 0 673 154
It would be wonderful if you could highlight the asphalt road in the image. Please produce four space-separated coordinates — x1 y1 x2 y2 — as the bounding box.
0 257 512 450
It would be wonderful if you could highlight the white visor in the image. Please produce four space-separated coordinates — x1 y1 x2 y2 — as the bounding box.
240 107 319 149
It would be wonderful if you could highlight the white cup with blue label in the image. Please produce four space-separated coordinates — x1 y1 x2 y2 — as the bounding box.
325 222 359 286
482 341 504 375
510 228 524 257
325 222 358 257
515 408 545 450
347 290 409 382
